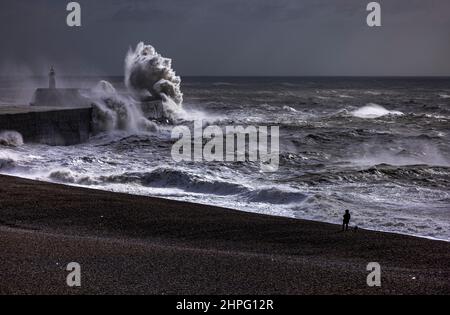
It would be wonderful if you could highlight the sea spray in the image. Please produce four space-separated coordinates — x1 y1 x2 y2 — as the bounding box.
125 42 183 105
0 130 24 147
90 80 158 133
90 43 185 132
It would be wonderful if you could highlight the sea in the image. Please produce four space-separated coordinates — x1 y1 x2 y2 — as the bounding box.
1 76 449 240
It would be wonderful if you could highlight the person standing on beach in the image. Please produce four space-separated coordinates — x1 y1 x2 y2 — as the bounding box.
342 210 351 231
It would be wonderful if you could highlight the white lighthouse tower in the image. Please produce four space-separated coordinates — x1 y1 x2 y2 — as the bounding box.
49 66 56 89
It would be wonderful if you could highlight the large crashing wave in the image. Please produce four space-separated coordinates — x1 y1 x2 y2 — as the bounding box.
90 42 184 133
125 42 183 105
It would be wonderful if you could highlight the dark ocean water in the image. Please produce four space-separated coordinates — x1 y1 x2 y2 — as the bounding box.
1 76 449 240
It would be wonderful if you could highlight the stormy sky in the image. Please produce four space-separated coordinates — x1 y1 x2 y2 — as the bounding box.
0 0 449 76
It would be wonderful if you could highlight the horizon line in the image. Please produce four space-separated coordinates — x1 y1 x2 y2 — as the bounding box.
1 74 450 79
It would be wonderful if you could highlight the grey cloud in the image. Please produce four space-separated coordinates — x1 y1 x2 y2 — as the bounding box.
0 0 449 76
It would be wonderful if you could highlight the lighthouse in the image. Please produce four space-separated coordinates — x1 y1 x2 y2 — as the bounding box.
49 66 56 89
31 67 90 108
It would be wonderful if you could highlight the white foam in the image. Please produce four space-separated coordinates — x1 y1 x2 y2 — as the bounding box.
351 103 403 119
90 81 158 133
283 105 298 112
125 42 183 105
0 130 23 147
88 43 189 131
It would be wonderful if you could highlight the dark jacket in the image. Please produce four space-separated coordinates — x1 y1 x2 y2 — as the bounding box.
343 213 351 223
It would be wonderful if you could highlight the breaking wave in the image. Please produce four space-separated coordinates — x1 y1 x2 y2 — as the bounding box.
90 81 158 133
242 188 307 204
47 167 307 205
88 42 187 133
351 103 403 119
0 130 23 147
283 105 298 112
0 150 19 170
49 169 96 185
125 42 183 105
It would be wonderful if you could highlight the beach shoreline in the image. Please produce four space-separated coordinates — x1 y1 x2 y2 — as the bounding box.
0 174 449 295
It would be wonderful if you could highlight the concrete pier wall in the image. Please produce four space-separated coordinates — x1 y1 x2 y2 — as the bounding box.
0 88 166 146
0 106 92 146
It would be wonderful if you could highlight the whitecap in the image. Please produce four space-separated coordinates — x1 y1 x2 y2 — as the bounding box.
351 103 403 119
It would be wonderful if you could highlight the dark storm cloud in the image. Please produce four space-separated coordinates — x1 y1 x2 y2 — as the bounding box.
108 0 360 23
0 0 449 76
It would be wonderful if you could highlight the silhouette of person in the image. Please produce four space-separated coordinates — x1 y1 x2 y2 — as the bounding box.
342 210 351 231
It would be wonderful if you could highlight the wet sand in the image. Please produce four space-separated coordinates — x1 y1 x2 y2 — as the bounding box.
0 174 449 294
